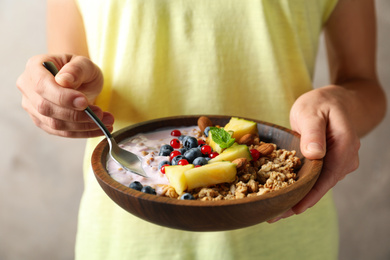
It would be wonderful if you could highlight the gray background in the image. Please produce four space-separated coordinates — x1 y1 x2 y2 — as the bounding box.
1 0 389 259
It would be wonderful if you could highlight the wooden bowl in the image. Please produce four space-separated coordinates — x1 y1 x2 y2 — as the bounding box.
91 115 322 231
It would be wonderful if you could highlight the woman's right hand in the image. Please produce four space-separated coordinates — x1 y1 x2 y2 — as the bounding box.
17 54 114 138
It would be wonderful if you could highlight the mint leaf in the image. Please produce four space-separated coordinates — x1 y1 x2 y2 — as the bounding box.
210 127 235 149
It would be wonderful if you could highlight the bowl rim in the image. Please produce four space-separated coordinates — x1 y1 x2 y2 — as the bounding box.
91 115 322 208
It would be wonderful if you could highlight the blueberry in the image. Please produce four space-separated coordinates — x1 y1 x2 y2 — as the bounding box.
129 181 143 191
204 126 211 137
178 135 188 142
184 148 203 163
180 193 195 200
141 186 156 195
158 160 170 170
193 157 208 166
171 155 185 165
159 144 173 156
183 136 198 149
178 147 188 155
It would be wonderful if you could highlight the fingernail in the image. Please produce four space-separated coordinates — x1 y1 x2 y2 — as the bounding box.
73 97 87 109
306 142 324 154
281 209 295 218
268 217 282 224
56 73 74 85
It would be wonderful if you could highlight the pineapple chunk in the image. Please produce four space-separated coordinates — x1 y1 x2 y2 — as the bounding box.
165 164 194 195
206 130 224 154
206 129 235 154
184 162 237 191
208 144 252 163
224 117 258 140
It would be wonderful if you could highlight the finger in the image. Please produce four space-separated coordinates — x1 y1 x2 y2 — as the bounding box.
292 133 360 215
29 112 114 138
54 56 103 103
292 114 327 160
267 209 295 223
41 123 114 138
38 112 114 132
268 172 335 221
290 161 341 215
22 88 96 122
23 97 114 134
321 108 361 176
25 60 89 111
17 64 73 111
55 56 100 88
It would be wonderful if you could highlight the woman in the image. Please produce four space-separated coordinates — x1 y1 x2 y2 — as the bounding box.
17 0 386 259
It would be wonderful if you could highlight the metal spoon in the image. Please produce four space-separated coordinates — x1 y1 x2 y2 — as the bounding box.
43 61 148 177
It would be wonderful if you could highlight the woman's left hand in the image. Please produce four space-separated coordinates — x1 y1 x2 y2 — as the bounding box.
268 0 387 223
268 85 361 222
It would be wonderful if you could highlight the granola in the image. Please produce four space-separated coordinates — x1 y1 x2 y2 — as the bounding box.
161 141 300 201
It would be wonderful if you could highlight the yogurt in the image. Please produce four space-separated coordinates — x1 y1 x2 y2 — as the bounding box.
106 126 201 194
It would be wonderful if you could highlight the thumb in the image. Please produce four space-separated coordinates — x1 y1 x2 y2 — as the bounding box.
292 115 327 160
54 56 103 105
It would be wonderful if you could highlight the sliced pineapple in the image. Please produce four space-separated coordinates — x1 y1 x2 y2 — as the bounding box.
206 130 224 154
224 117 258 140
165 164 194 195
206 128 235 154
208 144 252 163
184 162 237 191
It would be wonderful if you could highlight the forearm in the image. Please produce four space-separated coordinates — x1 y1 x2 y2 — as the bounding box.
47 0 89 56
322 0 386 137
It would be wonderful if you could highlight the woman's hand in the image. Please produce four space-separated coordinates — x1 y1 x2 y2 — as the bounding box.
17 54 114 138
268 0 386 223
268 85 361 223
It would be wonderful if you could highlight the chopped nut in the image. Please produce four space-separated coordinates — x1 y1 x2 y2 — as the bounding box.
256 143 275 156
232 158 247 170
197 116 213 133
238 134 258 146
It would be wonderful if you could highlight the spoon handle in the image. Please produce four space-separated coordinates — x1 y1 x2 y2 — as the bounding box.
84 106 112 139
42 61 112 139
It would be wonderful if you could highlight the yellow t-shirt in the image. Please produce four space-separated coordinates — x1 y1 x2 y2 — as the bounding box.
76 1 339 259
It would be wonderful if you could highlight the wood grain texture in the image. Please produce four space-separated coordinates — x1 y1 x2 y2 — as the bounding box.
91 115 322 231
